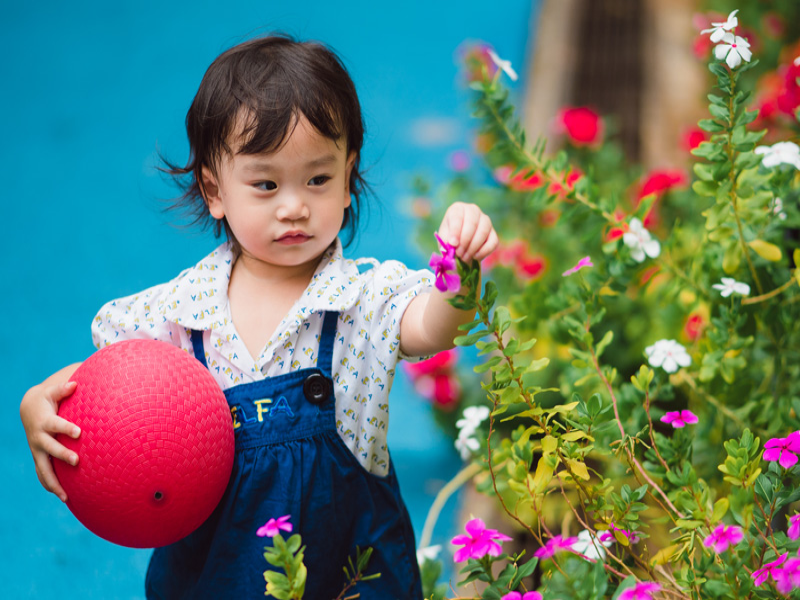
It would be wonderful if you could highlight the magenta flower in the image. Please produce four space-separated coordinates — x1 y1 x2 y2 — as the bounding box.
702 523 743 553
788 514 800 540
764 432 800 469
599 523 641 545
618 581 662 600
502 592 542 600
534 534 578 559
562 256 594 277
775 557 800 594
256 514 292 538
451 518 513 562
753 552 788 587
660 410 699 428
429 233 461 293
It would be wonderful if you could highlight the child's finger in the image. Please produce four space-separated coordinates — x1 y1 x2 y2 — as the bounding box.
45 414 81 440
45 380 77 405
34 450 69 502
462 214 494 263
39 432 79 468
475 229 500 262
441 203 466 247
455 210 481 259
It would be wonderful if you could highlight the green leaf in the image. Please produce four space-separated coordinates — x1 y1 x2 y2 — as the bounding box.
595 330 614 358
698 118 725 132
454 329 491 346
708 103 729 121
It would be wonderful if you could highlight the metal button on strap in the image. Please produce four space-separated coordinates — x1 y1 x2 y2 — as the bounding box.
303 373 331 405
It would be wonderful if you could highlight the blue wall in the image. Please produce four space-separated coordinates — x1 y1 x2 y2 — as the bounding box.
2 1 537 596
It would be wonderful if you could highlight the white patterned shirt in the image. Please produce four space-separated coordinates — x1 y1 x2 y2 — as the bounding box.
91 238 434 476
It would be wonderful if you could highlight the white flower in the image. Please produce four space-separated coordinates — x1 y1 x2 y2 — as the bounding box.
456 405 490 437
645 339 691 374
573 529 612 561
416 544 442 565
487 49 518 82
754 141 800 170
794 56 800 67
701 9 739 43
622 218 661 263
714 32 752 69
455 433 481 461
712 277 751 297
771 197 788 221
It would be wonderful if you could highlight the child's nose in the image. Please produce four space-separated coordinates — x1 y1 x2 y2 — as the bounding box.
276 191 309 221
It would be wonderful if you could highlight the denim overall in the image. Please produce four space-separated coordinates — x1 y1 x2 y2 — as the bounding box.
145 310 422 599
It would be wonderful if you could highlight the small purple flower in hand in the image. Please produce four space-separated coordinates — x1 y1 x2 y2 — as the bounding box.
451 518 513 562
562 256 594 277
256 514 292 538
430 233 461 293
660 410 699 428
533 534 578 559
763 431 800 469
702 523 743 552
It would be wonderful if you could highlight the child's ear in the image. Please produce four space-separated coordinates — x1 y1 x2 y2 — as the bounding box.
201 165 225 219
343 151 356 208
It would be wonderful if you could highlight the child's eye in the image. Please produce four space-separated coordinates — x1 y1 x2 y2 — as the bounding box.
255 181 277 191
308 175 331 187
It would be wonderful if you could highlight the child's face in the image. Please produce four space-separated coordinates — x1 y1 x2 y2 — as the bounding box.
203 114 355 274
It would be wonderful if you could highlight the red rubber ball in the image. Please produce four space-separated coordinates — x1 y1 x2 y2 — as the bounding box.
54 339 235 548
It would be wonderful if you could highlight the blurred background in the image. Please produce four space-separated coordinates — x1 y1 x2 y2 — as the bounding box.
1 0 537 597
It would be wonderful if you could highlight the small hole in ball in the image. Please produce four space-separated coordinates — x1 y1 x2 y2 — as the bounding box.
154 491 164 501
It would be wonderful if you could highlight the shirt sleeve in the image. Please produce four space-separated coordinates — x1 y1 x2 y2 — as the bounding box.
358 259 435 364
91 283 191 352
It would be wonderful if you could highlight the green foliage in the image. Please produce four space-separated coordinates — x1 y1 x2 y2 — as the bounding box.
414 9 800 599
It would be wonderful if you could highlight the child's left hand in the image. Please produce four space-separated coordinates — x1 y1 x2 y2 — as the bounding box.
437 202 499 265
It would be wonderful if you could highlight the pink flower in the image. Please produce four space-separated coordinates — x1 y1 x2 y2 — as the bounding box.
764 432 800 469
753 553 788 587
775 557 800 594
660 410 699 428
403 349 457 378
702 524 743 553
619 581 662 600
556 106 604 147
788 514 800 540
451 518 513 562
599 523 641 545
430 233 461 293
562 256 594 277
533 534 578 559
502 592 542 600
256 514 292 538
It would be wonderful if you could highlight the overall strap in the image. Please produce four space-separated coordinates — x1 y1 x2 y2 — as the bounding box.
190 329 208 368
316 311 339 378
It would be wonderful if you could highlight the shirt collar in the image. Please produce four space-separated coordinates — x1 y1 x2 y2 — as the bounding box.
161 237 365 331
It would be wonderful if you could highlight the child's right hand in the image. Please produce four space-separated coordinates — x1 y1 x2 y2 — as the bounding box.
20 375 82 502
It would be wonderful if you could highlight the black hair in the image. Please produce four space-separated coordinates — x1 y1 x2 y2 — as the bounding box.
162 34 368 255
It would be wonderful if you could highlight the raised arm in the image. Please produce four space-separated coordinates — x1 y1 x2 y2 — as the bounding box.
400 202 498 357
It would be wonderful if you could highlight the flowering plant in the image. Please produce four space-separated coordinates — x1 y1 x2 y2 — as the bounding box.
412 5 800 599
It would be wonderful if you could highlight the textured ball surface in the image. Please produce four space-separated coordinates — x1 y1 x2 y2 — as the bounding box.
54 339 234 548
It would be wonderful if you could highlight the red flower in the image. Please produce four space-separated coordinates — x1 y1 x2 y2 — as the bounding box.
548 169 583 197
556 107 604 147
516 253 547 281
637 169 688 202
605 209 629 242
431 373 461 408
509 169 545 191
684 312 706 342
404 349 457 378
539 208 561 228
682 127 708 151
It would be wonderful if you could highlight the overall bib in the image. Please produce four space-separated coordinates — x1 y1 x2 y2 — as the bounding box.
145 311 423 599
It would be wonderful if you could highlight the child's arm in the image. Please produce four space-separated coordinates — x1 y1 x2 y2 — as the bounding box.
20 363 83 502
400 202 498 357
